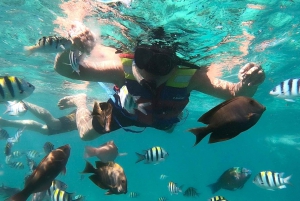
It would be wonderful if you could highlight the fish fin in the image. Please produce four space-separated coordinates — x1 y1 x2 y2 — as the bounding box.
59 44 66 50
89 175 107 190
95 161 108 168
198 97 239 123
105 190 114 195
188 126 211 146
23 46 35 56
284 99 295 102
278 185 286 189
135 152 145 163
283 174 292 185
61 167 67 175
81 160 96 174
84 146 96 158
137 102 151 115
209 133 232 143
207 182 221 194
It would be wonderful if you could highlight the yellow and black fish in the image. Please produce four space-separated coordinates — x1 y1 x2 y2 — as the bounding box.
51 189 74 201
8 161 24 169
209 195 228 201
4 142 12 156
129 191 139 198
0 76 35 102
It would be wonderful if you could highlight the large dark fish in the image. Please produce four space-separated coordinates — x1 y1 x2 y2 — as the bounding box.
189 96 266 144
81 161 127 195
208 167 252 194
7 144 71 201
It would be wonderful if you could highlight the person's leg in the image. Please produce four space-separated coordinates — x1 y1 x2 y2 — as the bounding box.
24 102 61 129
57 93 101 141
0 117 49 135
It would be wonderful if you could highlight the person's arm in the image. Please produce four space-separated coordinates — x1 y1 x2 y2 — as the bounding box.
54 21 125 87
188 63 265 100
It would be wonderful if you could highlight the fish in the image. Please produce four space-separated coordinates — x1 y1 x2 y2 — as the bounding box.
158 197 168 201
91 102 113 132
31 179 68 201
7 144 70 201
81 160 127 195
4 142 12 156
208 167 252 193
84 140 119 163
4 101 28 116
0 128 9 140
7 127 25 144
24 36 72 55
26 157 37 173
253 171 292 190
11 151 24 158
129 192 139 198
209 196 228 201
183 187 200 197
188 96 266 145
8 161 24 169
51 189 74 201
168 181 182 195
118 85 151 115
43 142 54 155
269 78 300 102
73 194 85 201
65 50 84 75
0 184 21 199
160 174 168 180
26 150 41 159
136 146 168 164
0 76 35 102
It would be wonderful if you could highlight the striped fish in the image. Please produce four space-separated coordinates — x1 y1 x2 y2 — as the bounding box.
269 78 300 101
209 195 228 201
43 141 55 155
8 161 24 169
24 36 72 55
253 171 292 190
67 50 83 75
0 76 35 102
158 197 168 201
135 146 168 164
4 100 28 116
129 192 139 198
26 150 41 159
168 181 182 195
4 142 12 156
46 180 68 197
51 189 74 201
183 187 199 197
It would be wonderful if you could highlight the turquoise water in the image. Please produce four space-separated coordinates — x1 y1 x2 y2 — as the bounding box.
1 0 300 200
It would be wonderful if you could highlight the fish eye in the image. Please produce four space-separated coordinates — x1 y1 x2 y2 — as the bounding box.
27 83 32 87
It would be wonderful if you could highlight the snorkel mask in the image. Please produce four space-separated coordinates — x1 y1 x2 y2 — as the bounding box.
134 45 177 76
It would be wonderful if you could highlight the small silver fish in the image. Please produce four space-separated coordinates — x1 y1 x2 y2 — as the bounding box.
168 181 182 195
7 127 25 144
253 171 292 190
118 85 151 115
24 36 72 55
65 50 84 75
136 146 168 164
4 101 28 116
270 78 300 102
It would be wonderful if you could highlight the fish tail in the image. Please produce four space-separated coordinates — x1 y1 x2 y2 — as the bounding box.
81 160 96 174
84 146 96 158
188 127 211 146
283 174 292 185
135 152 145 163
207 182 221 194
7 189 30 201
23 46 34 56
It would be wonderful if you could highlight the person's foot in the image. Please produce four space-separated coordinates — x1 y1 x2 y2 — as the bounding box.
57 93 87 110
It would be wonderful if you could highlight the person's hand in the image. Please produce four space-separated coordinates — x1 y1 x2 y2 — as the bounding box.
68 21 96 54
238 62 265 87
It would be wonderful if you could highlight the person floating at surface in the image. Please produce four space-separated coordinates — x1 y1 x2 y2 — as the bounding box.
53 22 265 141
0 101 77 135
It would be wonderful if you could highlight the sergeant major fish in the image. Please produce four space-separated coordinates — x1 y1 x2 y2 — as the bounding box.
168 181 182 195
4 101 28 116
7 144 70 201
209 196 228 201
183 187 200 197
189 96 266 145
0 76 35 102
24 36 72 55
253 171 292 190
269 78 300 102
65 50 84 75
136 146 168 164
0 128 9 140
